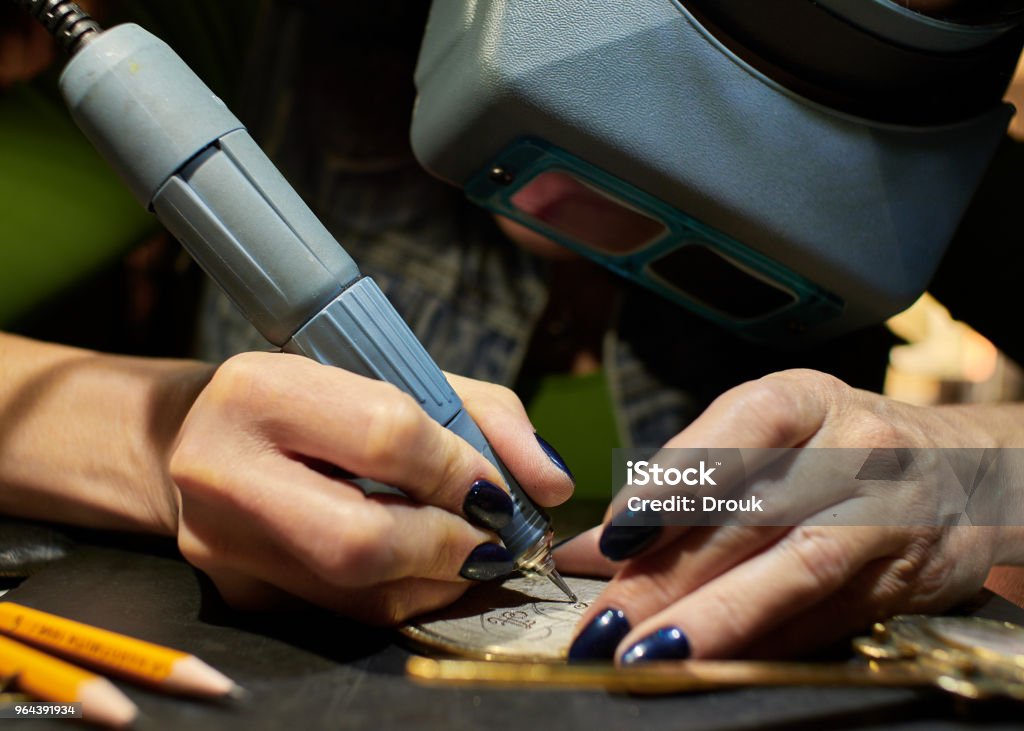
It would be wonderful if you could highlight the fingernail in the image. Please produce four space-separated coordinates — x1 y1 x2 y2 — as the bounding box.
598 511 661 560
463 479 514 532
567 608 631 663
536 434 574 483
621 626 691 665
459 543 516 581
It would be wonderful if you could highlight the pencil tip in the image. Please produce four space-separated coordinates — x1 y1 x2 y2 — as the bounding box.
226 683 251 702
80 677 138 729
167 656 241 698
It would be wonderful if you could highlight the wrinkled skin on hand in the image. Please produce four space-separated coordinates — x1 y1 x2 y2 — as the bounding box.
171 352 573 624
558 369 1024 661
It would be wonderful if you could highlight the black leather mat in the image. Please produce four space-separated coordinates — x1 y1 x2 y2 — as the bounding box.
4 528 1024 730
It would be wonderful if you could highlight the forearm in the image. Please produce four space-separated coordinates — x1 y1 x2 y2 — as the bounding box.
0 333 213 535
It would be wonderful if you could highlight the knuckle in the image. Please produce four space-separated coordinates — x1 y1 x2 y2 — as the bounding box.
426 442 474 505
360 388 425 465
311 509 394 583
207 353 268 406
741 376 793 412
200 353 299 435
771 368 844 394
176 526 223 575
613 573 681 615
168 440 236 501
175 530 206 568
740 494 783 526
701 590 750 649
882 556 925 598
425 523 469 579
168 439 199 488
373 591 415 626
783 526 852 591
456 377 520 408
721 378 802 445
169 411 221 492
845 412 901 447
168 449 211 499
486 384 526 416
714 369 848 446
894 532 951 606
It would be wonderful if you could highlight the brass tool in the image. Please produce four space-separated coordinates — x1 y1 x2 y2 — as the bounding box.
854 615 1024 701
407 656 932 694
407 615 1024 701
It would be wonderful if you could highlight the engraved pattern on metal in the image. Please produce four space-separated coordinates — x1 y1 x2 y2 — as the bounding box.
401 575 606 661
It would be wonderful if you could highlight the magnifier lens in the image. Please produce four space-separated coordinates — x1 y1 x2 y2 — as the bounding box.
506 168 801 323
648 245 797 320
509 170 666 255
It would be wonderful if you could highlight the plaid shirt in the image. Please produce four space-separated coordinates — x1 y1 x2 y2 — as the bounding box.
196 2 892 448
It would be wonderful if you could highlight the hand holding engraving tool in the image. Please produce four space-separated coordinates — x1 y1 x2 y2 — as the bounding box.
12 0 575 609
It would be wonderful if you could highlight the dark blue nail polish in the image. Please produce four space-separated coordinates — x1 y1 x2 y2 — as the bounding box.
459 543 515 581
463 479 514 532
568 608 631 663
599 511 661 561
621 626 691 665
536 434 574 483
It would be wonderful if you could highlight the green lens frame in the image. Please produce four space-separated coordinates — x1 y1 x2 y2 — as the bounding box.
466 139 843 343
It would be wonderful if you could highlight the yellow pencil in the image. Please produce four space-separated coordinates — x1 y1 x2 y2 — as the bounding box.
0 634 137 728
0 603 240 699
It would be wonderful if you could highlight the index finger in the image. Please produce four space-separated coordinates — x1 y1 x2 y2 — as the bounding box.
215 353 509 523
663 369 845 450
598 370 842 562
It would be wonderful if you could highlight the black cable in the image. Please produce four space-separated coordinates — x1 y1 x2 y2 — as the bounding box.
13 0 102 55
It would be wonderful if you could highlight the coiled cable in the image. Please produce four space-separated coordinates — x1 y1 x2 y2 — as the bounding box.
13 0 101 55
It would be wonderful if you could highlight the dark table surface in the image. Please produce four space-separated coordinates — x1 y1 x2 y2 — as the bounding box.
3 525 1024 731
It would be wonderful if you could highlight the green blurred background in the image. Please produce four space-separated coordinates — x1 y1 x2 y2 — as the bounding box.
0 1 253 351
0 83 153 326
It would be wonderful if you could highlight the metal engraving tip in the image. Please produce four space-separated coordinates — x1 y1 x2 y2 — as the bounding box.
546 569 578 603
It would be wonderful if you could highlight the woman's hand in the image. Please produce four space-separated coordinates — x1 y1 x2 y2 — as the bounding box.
0 335 571 624
171 352 573 624
559 369 1024 662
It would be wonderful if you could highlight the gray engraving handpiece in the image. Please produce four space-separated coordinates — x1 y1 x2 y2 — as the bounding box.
52 18 573 599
